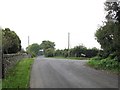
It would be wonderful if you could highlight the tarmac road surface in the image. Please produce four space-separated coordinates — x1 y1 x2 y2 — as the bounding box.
30 56 118 88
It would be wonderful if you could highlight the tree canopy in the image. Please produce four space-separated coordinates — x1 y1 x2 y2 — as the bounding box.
2 28 21 54
40 40 55 57
55 45 99 58
95 1 120 61
40 40 55 51
105 1 120 22
0 28 2 49
26 43 40 57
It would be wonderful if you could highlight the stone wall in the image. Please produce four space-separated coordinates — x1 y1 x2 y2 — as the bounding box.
2 53 29 77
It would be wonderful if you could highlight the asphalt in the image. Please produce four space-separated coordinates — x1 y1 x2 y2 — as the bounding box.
30 56 118 88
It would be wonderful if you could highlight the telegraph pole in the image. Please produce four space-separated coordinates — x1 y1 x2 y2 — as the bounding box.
68 32 70 57
28 36 29 46
68 32 70 50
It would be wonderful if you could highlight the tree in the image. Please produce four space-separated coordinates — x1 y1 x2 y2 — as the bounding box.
0 28 2 49
54 49 63 56
40 40 55 51
84 48 99 58
26 43 40 57
69 45 87 57
95 22 114 53
63 49 68 57
95 1 120 61
2 28 21 54
44 48 55 57
105 1 120 22
0 28 2 55
40 40 55 57
54 46 99 58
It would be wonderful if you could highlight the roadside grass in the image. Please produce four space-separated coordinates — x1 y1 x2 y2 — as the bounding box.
67 57 89 60
0 79 2 90
87 56 120 73
52 56 89 60
2 58 34 88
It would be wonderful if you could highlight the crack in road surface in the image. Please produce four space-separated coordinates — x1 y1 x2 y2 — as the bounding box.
30 56 118 88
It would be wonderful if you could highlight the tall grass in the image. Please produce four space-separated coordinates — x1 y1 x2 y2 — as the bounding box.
2 58 34 88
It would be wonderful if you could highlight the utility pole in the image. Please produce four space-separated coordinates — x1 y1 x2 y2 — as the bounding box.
68 32 70 57
68 32 70 50
28 36 29 46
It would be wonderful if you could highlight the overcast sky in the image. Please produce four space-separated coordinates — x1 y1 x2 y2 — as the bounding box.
0 0 106 50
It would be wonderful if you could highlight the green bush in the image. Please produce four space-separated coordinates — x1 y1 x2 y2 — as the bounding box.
2 28 21 54
88 56 120 72
26 43 40 57
90 56 102 61
44 48 55 57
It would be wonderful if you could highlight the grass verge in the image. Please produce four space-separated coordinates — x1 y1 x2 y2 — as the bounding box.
2 58 34 88
0 79 2 90
87 56 120 73
52 56 89 60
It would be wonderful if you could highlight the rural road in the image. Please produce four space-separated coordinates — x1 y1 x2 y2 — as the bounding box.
30 56 118 88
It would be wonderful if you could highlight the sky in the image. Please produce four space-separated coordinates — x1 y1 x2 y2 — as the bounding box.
0 0 106 50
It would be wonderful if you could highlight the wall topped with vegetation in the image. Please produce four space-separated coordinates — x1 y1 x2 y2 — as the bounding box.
2 53 29 78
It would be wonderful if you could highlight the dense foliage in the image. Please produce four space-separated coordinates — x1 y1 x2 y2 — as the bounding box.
26 41 98 58
26 40 55 57
44 48 55 57
40 40 55 50
2 28 21 54
54 45 99 58
26 43 40 57
105 1 120 22
88 1 120 72
40 40 55 57
95 1 120 61
88 56 120 72
0 28 2 52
